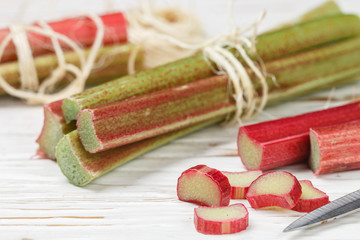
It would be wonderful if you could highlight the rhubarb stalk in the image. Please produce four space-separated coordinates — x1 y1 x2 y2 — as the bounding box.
55 118 222 186
0 13 127 62
36 100 76 159
0 43 142 96
62 14 360 123
238 101 360 171
77 75 234 153
310 119 360 175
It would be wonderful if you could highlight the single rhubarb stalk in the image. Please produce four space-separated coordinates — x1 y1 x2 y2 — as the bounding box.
77 35 360 152
194 204 249 235
222 170 263 199
0 43 142 96
246 171 302 209
36 100 76 159
62 14 360 122
292 180 330 212
238 101 360 171
177 165 231 207
77 75 234 153
0 13 127 62
309 120 360 175
55 118 223 186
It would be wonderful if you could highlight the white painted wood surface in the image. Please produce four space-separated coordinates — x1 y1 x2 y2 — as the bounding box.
1 0 360 239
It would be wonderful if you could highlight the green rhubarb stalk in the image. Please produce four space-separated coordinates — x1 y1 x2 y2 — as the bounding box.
76 35 360 152
62 14 360 123
0 43 142 95
77 75 234 153
36 100 76 159
56 117 223 186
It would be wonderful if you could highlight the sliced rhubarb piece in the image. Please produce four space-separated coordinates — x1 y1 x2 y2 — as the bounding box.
194 203 249 235
56 118 221 186
246 171 302 209
292 180 330 212
238 101 360 170
222 170 263 199
36 100 76 159
77 75 234 153
310 119 360 174
177 165 231 207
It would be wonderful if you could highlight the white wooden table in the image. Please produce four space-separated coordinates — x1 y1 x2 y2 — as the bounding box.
1 0 360 239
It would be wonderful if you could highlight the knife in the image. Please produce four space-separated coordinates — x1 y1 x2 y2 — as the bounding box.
283 188 360 232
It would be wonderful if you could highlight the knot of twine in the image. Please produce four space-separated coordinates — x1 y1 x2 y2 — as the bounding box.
0 13 104 104
144 5 270 124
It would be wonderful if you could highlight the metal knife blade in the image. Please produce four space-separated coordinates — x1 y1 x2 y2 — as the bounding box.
283 188 360 232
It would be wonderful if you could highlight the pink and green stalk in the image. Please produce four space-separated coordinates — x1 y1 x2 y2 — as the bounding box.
55 118 222 186
310 119 360 175
62 14 360 123
77 75 234 153
238 101 360 171
36 100 76 159
222 170 263 199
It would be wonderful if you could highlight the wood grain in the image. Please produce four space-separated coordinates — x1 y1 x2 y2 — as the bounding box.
1 0 360 239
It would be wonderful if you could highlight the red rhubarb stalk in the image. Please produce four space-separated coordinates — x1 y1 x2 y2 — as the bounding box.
0 13 127 62
77 75 234 153
238 101 360 171
177 165 231 207
309 119 360 174
194 204 249 235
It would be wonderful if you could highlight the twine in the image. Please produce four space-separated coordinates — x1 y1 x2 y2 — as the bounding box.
0 13 104 104
125 0 205 72
130 1 270 124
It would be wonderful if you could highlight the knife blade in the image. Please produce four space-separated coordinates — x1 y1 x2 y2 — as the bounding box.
283 188 360 232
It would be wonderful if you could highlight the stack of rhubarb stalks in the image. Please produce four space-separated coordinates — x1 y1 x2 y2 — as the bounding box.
36 1 360 186
0 12 143 96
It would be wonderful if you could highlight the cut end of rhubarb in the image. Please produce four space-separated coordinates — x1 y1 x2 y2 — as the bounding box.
309 129 321 174
77 109 102 153
177 165 231 207
238 128 263 170
292 180 330 212
194 203 249 235
62 98 81 123
246 171 302 209
55 131 93 186
222 170 263 199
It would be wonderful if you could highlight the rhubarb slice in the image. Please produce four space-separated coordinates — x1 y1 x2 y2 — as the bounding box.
310 119 360 175
246 171 302 209
292 180 330 212
222 170 263 199
238 101 360 170
55 118 221 186
77 75 234 153
36 100 76 159
194 203 249 235
177 165 231 207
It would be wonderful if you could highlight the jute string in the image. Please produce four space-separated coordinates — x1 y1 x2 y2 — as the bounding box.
0 13 104 104
132 1 270 124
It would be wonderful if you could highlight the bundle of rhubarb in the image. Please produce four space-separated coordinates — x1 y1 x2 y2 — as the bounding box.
0 4 203 101
36 1 360 186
